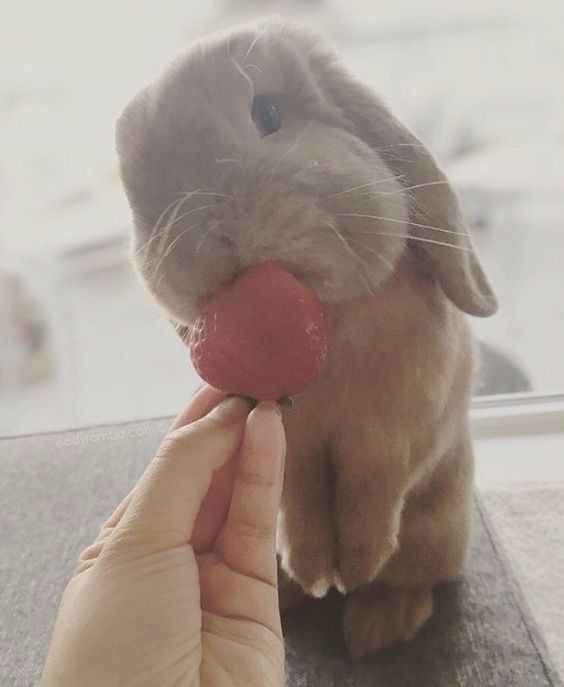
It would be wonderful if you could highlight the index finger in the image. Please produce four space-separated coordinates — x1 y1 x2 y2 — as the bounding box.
112 396 252 547
168 384 227 431
99 384 228 535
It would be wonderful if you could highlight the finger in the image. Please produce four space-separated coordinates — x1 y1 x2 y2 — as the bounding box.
113 396 252 546
220 402 286 586
95 492 134 538
98 384 226 538
169 384 227 431
78 495 135 570
167 384 236 552
191 456 238 553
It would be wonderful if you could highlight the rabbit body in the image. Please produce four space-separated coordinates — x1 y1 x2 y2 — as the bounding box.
116 18 497 656
278 258 476 655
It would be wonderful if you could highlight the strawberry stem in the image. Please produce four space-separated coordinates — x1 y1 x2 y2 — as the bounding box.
226 393 294 407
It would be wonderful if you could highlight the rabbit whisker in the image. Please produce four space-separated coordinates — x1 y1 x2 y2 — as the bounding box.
194 224 218 258
336 213 472 238
244 33 262 60
137 195 203 255
151 222 202 279
386 180 449 195
338 181 448 209
382 156 418 166
348 191 408 208
347 235 395 272
145 195 186 242
269 143 299 183
167 204 218 227
245 63 263 75
215 158 246 177
347 229 475 252
376 142 427 151
319 218 375 298
155 195 194 254
155 203 217 257
137 224 177 256
325 176 400 199
269 122 313 183
171 190 232 199
230 57 255 101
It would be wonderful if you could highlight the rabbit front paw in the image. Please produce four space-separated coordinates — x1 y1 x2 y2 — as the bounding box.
279 531 338 599
337 530 398 592
281 543 337 598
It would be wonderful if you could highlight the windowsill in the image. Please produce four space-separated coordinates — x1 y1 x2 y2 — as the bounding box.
472 393 564 487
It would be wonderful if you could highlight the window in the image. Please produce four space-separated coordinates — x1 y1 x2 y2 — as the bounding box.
1 0 562 435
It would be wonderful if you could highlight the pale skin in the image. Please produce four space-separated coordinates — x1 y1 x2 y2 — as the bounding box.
40 385 286 687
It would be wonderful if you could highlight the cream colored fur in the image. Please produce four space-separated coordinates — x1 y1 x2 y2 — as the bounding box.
116 18 497 657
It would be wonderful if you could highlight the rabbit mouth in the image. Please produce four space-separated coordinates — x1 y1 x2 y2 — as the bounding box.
290 267 328 296
169 262 326 346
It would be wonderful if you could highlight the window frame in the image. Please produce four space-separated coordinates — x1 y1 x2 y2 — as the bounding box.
471 392 564 439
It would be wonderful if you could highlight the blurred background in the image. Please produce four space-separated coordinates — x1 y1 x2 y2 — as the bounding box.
1 0 563 436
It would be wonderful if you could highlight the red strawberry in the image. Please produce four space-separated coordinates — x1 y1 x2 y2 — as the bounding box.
189 260 328 401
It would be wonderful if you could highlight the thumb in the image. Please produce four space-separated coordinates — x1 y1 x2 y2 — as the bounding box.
219 402 286 586
113 396 252 547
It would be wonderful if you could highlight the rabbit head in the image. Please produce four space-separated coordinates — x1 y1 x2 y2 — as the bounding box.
116 18 497 329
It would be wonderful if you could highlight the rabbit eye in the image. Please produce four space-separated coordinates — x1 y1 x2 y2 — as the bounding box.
251 95 280 136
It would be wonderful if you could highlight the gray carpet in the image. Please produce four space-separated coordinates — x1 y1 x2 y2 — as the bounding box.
482 483 564 678
1 419 561 686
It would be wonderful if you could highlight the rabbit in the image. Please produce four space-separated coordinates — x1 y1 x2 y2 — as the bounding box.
115 17 498 658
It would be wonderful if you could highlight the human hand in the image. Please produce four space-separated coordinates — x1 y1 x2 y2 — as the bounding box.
40 386 286 687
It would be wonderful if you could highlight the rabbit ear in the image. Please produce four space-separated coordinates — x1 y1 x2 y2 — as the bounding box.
286 25 498 317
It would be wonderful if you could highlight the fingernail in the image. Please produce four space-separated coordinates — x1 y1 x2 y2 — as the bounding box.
256 400 282 418
208 396 254 422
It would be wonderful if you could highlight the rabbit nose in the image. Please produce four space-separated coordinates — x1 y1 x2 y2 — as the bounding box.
217 234 235 250
215 233 242 266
